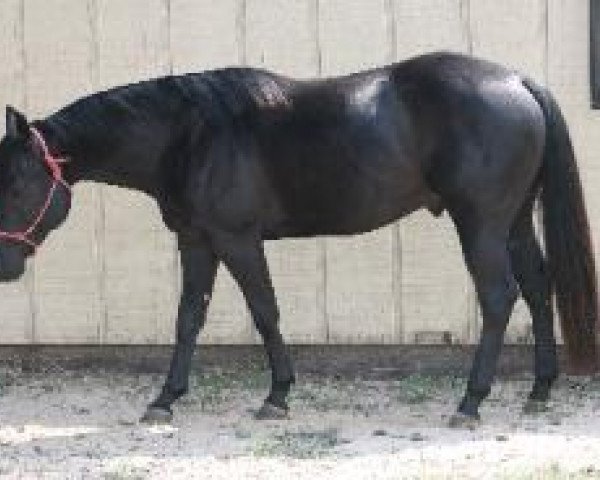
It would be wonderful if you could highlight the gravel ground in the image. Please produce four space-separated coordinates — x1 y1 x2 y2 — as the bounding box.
0 366 599 479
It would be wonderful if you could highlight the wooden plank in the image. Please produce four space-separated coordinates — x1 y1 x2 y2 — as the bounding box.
392 0 469 58
470 0 547 83
245 0 319 77
260 241 326 343
0 0 25 114
470 0 547 343
0 0 34 344
391 0 476 345
548 0 590 113
591 0 600 108
245 0 325 343
170 0 244 72
169 0 252 344
318 0 398 343
400 212 478 345
325 231 397 343
94 0 178 344
318 0 392 75
24 0 103 343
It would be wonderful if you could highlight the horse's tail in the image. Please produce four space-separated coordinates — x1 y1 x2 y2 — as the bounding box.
523 78 598 372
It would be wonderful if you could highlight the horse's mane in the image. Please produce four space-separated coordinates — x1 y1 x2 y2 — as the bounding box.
43 68 290 154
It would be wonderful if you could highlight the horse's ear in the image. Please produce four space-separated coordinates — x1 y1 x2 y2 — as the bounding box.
5 106 29 139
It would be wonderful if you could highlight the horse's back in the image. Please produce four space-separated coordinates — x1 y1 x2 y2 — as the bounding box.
253 66 432 238
246 53 544 239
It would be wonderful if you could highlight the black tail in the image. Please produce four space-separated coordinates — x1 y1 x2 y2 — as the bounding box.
523 78 598 372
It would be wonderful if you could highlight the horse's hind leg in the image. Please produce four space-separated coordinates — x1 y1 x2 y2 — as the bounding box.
450 218 519 428
212 231 295 419
509 201 557 412
142 239 218 424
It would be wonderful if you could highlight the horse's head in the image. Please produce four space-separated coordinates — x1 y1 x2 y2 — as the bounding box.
0 106 71 281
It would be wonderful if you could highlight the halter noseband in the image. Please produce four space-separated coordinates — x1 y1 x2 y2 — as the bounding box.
0 127 70 250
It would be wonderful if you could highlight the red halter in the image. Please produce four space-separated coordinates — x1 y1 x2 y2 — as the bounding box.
0 127 70 250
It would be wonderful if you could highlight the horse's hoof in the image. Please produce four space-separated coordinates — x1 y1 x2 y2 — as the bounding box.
522 399 549 414
448 412 480 430
140 406 173 425
254 401 289 420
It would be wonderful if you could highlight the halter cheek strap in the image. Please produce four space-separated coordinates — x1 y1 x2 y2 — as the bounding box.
0 127 71 250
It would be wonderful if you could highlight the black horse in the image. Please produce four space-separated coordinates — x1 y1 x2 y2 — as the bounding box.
0 52 597 427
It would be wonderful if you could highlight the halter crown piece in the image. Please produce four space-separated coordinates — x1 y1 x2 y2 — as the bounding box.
0 127 70 249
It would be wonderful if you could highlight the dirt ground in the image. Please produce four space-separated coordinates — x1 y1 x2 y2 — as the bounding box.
0 364 599 479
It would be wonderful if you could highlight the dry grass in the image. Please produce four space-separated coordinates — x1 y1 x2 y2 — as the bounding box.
0 367 599 479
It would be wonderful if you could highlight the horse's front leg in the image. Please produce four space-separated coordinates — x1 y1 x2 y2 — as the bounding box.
212 230 295 419
141 239 218 424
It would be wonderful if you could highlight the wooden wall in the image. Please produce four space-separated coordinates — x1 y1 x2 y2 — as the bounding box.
0 1 596 345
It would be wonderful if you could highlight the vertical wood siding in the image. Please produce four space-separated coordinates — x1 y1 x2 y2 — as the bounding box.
0 1 595 346
25 0 103 344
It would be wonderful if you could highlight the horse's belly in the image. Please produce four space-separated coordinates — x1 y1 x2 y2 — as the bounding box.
264 157 431 238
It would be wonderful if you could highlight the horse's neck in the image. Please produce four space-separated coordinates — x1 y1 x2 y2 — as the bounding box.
39 111 165 195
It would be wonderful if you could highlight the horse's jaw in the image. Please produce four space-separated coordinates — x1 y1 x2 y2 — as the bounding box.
0 265 25 282
0 248 27 282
